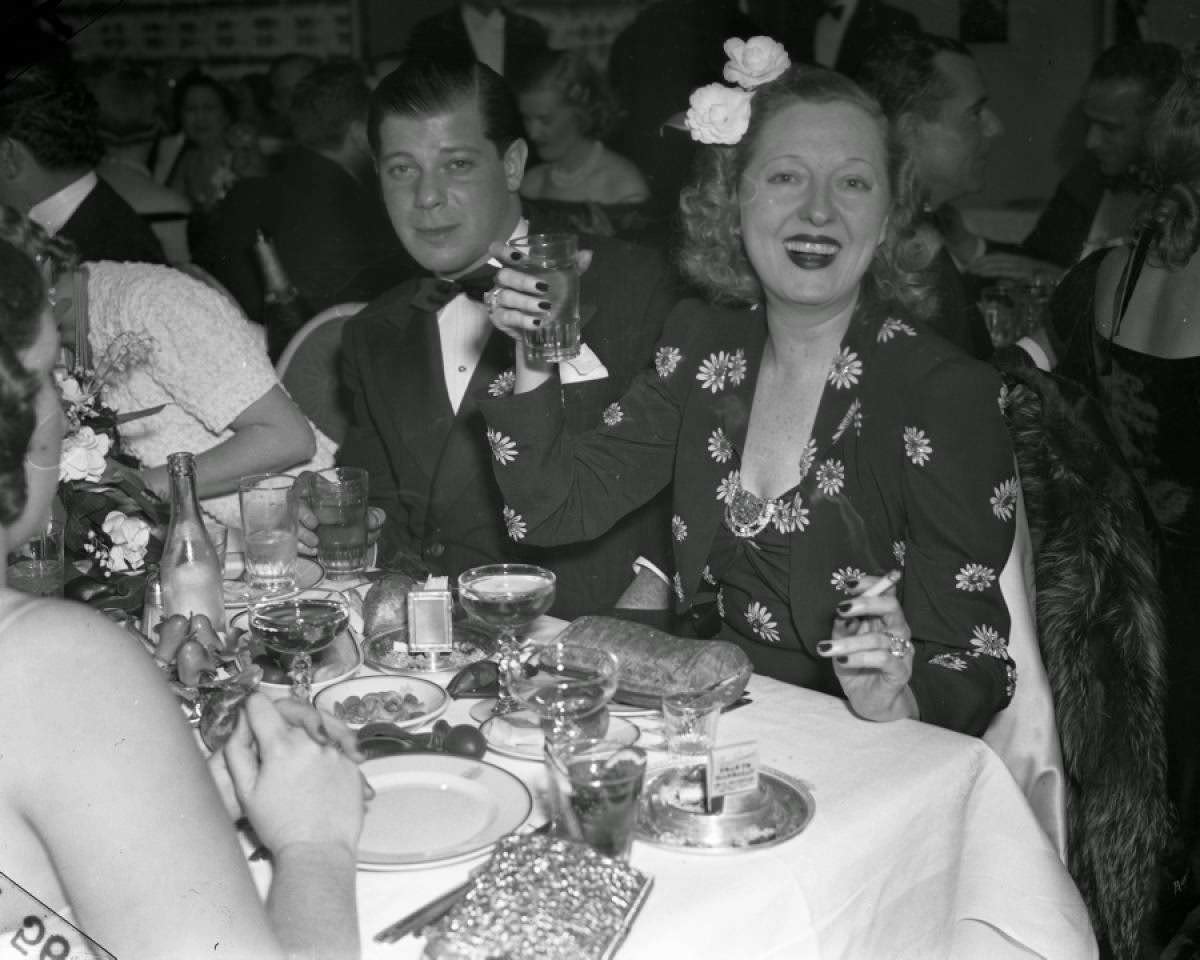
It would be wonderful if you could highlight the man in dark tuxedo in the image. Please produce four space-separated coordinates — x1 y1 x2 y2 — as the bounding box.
0 64 165 264
406 1 550 83
323 58 675 619
751 0 920 77
195 61 409 325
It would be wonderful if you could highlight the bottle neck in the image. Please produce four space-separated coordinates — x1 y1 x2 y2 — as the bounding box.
168 462 204 526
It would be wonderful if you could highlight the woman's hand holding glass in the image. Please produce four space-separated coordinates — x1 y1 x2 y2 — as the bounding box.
222 692 367 858
819 572 919 722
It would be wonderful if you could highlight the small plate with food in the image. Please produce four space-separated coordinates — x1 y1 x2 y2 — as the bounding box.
314 675 449 731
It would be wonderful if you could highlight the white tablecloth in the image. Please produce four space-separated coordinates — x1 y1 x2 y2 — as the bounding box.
253 615 1097 960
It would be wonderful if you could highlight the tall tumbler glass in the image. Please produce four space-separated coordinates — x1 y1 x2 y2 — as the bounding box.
511 233 581 364
238 474 298 595
307 467 369 577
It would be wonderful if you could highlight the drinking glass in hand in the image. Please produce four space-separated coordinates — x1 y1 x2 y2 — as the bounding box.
511 233 581 364
546 739 647 860
238 474 298 595
306 467 369 577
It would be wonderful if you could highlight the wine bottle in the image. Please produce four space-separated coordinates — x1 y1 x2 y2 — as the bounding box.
252 230 310 362
160 452 226 633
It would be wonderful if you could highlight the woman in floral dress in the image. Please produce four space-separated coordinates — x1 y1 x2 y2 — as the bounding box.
482 46 1018 735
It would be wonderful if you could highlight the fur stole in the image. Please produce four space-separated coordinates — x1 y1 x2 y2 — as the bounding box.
1003 367 1171 958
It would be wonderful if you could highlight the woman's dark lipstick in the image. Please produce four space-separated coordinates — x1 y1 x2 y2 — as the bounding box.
783 234 840 269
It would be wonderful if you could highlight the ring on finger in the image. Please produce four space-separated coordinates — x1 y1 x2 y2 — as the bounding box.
886 631 912 658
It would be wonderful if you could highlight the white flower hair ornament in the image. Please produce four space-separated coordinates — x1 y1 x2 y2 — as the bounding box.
685 36 790 146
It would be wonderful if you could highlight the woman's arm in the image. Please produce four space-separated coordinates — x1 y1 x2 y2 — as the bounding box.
143 384 316 499
0 603 361 959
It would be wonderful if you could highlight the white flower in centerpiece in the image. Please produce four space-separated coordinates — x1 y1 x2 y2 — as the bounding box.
655 346 682 378
489 369 516 397
707 427 733 463
955 562 996 593
990 478 1019 521
723 36 790 88
672 515 689 542
745 600 781 643
487 428 518 465
903 426 933 466
685 83 753 145
969 624 1008 659
53 369 88 407
827 348 862 390
602 402 624 427
502 506 526 541
815 458 845 497
101 510 152 572
59 426 111 483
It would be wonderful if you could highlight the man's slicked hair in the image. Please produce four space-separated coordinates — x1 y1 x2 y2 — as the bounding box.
0 63 104 171
853 33 972 124
367 57 523 157
1089 42 1182 105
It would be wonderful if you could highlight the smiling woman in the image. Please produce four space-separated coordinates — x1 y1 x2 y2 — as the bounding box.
482 47 1021 737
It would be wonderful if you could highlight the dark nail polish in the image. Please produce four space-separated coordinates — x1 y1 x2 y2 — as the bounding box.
836 655 849 664
532 318 542 326
537 300 552 311
510 251 523 261
817 641 832 654
535 281 549 292
836 600 852 614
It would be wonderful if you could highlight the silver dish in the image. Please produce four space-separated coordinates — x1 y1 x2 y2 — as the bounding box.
364 620 495 674
636 765 814 854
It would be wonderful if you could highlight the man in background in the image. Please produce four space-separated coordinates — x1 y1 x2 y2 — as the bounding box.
0 64 165 264
751 0 920 77
857 33 1004 360
406 1 549 82
971 41 1181 283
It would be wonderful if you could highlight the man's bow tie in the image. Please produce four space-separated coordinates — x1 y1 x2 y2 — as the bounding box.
411 264 499 313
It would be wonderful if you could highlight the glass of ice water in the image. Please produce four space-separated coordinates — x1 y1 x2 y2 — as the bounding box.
238 474 298 596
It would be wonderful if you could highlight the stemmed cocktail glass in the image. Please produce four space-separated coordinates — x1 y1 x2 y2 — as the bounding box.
249 588 349 701
505 641 619 753
457 564 556 721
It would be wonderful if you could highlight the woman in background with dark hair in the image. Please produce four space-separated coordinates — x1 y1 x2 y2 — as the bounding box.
516 51 649 206
483 47 1019 736
169 72 263 211
0 235 364 959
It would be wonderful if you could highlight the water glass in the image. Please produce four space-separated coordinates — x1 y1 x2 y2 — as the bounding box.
545 739 647 860
7 518 66 597
238 474 298 594
306 467 369 577
511 233 580 364
662 691 722 764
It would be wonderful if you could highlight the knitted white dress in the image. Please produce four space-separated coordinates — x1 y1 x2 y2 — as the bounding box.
84 261 335 527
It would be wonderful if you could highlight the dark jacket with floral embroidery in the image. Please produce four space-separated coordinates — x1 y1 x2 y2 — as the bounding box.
483 291 1018 735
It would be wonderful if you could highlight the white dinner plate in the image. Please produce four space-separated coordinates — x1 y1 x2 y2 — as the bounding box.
480 713 641 762
314 675 449 730
356 754 532 871
223 557 324 608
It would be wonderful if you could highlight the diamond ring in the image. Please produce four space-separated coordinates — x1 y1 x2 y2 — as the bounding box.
887 631 912 658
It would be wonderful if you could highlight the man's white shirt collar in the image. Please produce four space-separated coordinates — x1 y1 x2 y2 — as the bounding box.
28 171 99 237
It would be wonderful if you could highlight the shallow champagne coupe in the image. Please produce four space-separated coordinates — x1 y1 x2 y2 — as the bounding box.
458 564 556 720
250 589 349 701
505 641 619 751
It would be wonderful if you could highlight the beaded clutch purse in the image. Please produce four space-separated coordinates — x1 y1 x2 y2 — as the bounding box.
422 833 653 960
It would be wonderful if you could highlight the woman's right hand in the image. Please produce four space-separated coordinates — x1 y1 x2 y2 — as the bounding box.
223 693 366 857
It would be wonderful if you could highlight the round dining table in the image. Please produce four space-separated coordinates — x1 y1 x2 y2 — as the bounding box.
245 611 1097 960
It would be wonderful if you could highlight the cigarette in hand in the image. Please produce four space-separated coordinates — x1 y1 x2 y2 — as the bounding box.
860 570 901 598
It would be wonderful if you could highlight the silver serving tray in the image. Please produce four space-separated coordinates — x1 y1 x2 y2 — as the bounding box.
363 621 495 674
636 764 814 854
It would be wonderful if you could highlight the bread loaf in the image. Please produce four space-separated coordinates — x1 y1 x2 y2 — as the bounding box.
362 573 418 637
556 616 752 707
